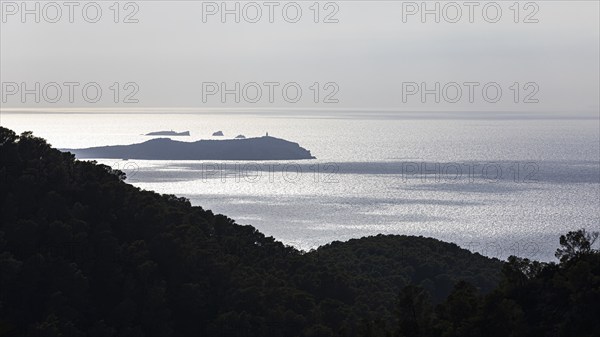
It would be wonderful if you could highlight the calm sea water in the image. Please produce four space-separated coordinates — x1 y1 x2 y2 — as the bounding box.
2 112 599 261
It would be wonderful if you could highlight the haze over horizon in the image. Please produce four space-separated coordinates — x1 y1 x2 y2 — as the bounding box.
1 1 598 113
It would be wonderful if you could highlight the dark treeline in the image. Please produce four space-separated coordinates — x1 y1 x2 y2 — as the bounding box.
0 127 598 337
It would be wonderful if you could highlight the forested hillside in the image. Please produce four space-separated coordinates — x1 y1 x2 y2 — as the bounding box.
0 127 597 337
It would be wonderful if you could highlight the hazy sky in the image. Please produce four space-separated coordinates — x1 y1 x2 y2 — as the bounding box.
1 1 599 114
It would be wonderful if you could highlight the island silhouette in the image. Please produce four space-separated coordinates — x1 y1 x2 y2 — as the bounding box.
145 130 190 136
63 135 316 160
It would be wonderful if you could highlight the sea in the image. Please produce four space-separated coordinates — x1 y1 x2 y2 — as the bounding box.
2 111 599 261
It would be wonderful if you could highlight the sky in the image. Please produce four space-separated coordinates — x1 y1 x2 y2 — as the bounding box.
1 1 599 115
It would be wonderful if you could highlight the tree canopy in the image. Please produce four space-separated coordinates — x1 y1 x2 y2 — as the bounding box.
0 127 598 337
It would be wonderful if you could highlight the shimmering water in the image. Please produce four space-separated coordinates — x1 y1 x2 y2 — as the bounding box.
2 112 598 261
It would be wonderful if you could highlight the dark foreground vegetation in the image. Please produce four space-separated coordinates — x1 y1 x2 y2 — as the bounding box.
0 127 598 337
